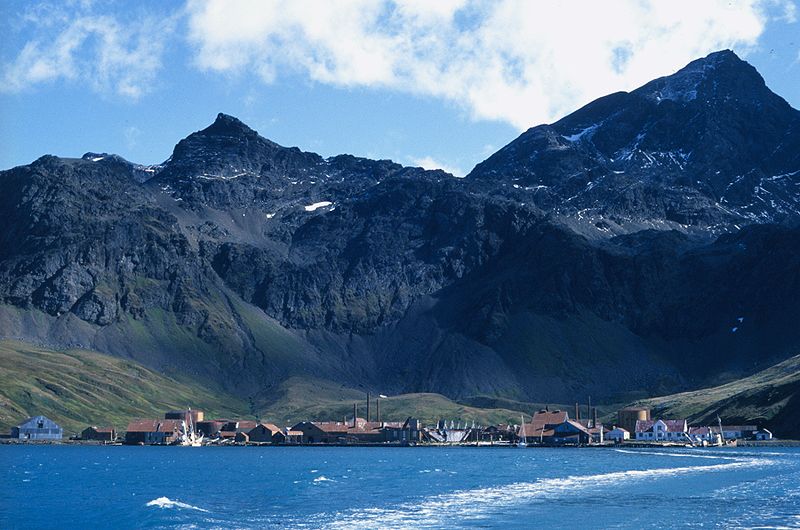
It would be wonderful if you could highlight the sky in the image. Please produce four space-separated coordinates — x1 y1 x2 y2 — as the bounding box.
1 1 799 176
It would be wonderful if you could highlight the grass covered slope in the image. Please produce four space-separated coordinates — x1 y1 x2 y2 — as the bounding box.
0 340 250 435
258 376 547 426
637 354 800 438
0 340 541 436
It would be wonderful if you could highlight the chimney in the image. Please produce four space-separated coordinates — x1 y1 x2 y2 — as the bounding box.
575 403 580 421
377 398 381 423
366 392 371 423
353 403 357 428
587 396 591 426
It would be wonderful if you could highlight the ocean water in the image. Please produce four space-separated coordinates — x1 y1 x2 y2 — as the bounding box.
1 445 799 529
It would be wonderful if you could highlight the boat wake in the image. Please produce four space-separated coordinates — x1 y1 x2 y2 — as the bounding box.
317 454 773 529
146 497 209 512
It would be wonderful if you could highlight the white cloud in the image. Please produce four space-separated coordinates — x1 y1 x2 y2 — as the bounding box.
185 0 792 129
2 5 174 99
410 156 464 177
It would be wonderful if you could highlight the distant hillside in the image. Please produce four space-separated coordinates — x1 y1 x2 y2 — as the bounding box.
257 376 556 427
636 354 800 438
0 340 535 434
0 340 251 435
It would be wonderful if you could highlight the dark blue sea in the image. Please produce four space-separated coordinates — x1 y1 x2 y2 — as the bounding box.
1 445 799 528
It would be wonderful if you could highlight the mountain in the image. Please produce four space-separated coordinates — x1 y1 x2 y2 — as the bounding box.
470 50 800 238
1 51 798 424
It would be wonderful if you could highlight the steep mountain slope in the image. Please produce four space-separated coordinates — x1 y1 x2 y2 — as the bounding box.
0 50 798 408
470 50 800 238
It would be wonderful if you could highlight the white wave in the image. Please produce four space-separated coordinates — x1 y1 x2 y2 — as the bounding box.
318 456 772 529
613 448 739 460
146 497 209 512
314 476 333 483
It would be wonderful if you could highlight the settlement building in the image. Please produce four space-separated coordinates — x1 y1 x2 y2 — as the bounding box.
291 418 413 444
220 420 259 440
522 410 570 442
635 419 689 442
124 419 181 445
718 425 758 439
606 427 630 442
755 429 773 440
273 429 303 444
11 416 63 441
247 423 282 443
550 420 592 444
81 426 116 441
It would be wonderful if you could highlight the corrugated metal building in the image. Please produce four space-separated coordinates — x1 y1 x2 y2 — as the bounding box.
11 416 63 441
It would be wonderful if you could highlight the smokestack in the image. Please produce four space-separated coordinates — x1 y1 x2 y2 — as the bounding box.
587 396 591 426
366 392 371 423
575 403 580 421
353 403 357 428
377 398 381 423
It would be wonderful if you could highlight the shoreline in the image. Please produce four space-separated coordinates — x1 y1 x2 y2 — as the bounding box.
3 439 799 448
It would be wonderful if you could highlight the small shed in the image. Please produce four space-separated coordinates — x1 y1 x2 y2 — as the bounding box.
11 416 63 441
607 427 630 442
81 426 116 441
234 432 250 444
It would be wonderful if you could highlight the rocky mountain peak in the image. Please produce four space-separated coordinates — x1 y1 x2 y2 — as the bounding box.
635 49 769 105
156 113 322 182
198 113 265 141
468 50 800 237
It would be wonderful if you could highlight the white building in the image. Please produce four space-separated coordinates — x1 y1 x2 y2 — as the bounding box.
635 419 689 442
606 427 630 442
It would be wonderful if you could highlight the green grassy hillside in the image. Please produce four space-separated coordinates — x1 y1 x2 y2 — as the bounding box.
1 340 543 435
636 354 800 438
257 376 551 427
0 340 251 435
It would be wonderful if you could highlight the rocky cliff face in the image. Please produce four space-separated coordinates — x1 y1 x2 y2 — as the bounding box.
1 51 798 403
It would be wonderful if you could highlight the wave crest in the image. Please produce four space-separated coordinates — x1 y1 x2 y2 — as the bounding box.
146 496 209 512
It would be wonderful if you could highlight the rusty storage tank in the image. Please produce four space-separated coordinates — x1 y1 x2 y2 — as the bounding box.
618 407 650 435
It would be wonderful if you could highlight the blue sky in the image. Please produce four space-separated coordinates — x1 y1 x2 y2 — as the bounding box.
1 0 798 176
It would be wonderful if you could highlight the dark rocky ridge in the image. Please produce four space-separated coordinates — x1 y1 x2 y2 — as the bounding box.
470 50 800 238
1 51 798 404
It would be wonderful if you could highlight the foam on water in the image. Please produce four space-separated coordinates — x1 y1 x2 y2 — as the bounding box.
613 448 739 460
146 497 209 512
318 453 773 529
